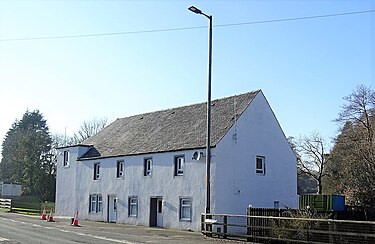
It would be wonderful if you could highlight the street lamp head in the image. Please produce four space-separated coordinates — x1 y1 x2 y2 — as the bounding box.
188 6 202 14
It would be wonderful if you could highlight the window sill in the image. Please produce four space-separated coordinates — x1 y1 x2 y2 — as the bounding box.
179 218 191 222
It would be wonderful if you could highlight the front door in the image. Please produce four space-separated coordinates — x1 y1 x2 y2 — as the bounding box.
156 198 163 227
108 195 117 223
150 197 163 227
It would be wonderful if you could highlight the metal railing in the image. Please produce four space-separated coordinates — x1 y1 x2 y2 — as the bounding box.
201 213 375 243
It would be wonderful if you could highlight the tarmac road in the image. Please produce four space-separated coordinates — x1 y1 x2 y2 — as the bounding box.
0 212 239 244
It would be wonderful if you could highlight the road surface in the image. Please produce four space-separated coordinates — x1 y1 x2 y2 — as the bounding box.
0 212 237 244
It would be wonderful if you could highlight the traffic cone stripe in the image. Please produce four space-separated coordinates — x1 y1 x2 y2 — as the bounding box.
47 208 54 222
41 207 47 220
72 211 80 226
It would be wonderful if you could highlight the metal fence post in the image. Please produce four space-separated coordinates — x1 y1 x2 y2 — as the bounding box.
247 208 252 242
207 213 212 237
223 215 227 239
201 213 205 233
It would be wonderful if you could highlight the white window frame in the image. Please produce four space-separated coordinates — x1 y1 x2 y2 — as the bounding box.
63 150 69 167
174 156 184 176
94 163 100 180
256 156 266 175
89 194 102 213
90 195 97 213
128 197 138 217
144 158 152 176
98 195 103 212
180 197 192 221
117 160 124 178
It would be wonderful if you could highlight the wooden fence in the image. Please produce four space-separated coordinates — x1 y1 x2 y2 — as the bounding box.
0 198 12 212
201 212 375 243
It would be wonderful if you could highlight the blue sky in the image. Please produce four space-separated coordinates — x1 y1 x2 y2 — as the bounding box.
0 0 374 149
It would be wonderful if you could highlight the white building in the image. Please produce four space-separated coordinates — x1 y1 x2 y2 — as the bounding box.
56 90 298 231
0 182 22 197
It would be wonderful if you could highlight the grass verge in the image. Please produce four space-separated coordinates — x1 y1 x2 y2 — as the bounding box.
11 199 55 215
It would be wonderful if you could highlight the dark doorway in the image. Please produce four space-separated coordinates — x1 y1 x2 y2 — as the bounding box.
150 197 163 227
150 198 157 227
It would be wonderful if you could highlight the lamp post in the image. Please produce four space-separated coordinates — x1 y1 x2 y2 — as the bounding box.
188 5 212 215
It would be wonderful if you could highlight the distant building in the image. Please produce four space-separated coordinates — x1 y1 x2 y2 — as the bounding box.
0 182 22 197
297 170 319 195
56 90 298 231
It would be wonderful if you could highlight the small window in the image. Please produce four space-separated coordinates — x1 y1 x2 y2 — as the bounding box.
174 156 184 176
117 160 124 178
63 150 69 167
158 199 162 214
180 197 192 221
94 163 100 180
256 156 265 175
129 197 138 217
89 194 102 213
144 158 152 176
113 198 117 212
274 201 280 209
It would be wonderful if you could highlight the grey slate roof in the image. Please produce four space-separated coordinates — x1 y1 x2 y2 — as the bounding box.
80 90 260 159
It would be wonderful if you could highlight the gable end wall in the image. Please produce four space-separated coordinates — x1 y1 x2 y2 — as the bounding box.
213 91 298 214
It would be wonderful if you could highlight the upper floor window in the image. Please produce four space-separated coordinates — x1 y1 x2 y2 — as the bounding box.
180 197 192 221
174 156 184 176
94 163 100 180
128 197 138 217
63 150 69 167
144 158 152 176
116 160 124 178
89 194 103 213
256 156 265 175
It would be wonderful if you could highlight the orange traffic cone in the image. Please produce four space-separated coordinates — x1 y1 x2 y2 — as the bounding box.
47 208 54 222
41 207 47 220
72 211 80 226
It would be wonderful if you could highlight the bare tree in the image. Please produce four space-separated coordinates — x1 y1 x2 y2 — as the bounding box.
296 133 329 194
336 84 374 147
328 85 375 206
71 117 108 144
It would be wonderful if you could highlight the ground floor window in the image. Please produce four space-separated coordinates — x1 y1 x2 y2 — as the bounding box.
89 194 103 213
180 197 192 221
128 196 138 217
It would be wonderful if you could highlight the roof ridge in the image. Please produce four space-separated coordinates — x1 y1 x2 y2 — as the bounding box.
118 89 261 121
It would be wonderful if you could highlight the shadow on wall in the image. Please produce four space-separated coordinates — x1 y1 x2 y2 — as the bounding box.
164 201 177 212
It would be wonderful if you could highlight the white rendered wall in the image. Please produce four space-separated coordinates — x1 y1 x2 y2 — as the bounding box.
55 146 90 217
213 91 298 214
59 149 206 231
